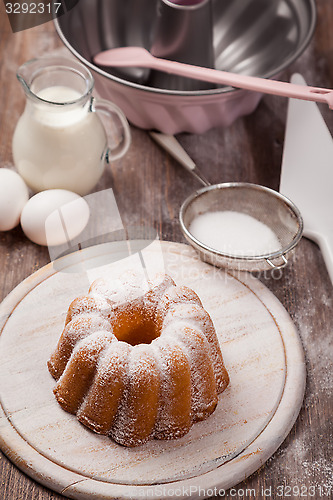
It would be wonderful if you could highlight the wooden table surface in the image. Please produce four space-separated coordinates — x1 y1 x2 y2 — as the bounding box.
0 2 332 499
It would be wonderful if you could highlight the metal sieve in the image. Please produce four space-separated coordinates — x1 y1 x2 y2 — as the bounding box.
179 183 303 272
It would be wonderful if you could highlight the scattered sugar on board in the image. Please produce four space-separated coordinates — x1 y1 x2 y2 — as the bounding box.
264 276 333 492
189 210 281 257
266 432 333 492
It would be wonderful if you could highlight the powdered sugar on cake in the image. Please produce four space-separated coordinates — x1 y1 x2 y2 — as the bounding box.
47 272 230 447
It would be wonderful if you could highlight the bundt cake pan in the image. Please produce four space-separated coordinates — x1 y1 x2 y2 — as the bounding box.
55 0 316 134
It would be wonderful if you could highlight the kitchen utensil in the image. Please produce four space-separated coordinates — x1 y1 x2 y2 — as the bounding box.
280 74 333 285
148 132 303 271
180 183 303 272
149 131 210 186
13 56 131 195
95 47 333 110
55 0 316 133
150 0 214 90
0 240 305 498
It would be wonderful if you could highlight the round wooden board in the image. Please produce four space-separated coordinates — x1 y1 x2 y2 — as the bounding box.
0 241 305 499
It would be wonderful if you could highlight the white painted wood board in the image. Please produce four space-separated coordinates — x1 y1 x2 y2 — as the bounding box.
0 241 305 499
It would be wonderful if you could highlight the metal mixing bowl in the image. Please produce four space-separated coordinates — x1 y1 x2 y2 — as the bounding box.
55 0 316 133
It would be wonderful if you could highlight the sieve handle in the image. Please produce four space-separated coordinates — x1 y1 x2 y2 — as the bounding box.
266 254 288 270
149 131 211 187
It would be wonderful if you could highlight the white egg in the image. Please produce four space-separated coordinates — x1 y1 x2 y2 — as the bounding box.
0 168 29 231
20 189 90 246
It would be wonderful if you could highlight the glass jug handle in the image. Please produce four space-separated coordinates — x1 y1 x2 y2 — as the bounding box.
91 97 131 162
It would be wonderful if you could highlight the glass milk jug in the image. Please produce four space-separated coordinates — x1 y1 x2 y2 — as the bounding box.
12 57 131 195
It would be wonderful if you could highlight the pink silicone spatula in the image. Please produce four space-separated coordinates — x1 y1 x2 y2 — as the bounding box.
94 47 333 109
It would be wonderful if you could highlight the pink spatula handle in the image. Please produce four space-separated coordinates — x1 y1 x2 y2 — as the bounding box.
94 47 333 110
151 57 333 109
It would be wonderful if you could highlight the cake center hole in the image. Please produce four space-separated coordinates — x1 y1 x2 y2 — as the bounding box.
112 313 160 346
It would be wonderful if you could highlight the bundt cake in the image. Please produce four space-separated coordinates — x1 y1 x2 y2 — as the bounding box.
48 273 229 447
